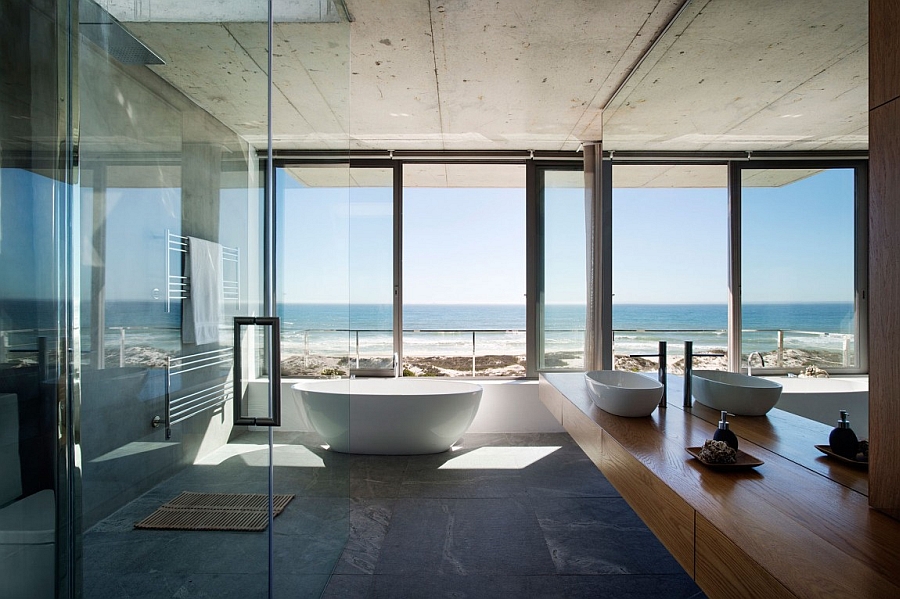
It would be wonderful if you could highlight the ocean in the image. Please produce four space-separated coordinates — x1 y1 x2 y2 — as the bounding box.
2 300 854 366
276 302 856 360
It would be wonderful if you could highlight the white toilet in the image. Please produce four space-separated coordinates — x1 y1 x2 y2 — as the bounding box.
0 393 55 598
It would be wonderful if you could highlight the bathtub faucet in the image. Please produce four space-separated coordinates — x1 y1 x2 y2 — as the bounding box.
627 341 667 409
683 341 724 408
747 351 766 376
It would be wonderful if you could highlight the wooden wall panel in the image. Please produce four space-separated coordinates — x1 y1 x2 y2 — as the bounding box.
870 0 900 108
695 514 796 599
868 97 900 513
600 432 695 576
561 399 603 468
537 376 564 424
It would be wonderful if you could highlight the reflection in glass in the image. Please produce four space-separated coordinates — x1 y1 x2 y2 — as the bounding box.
77 1 271 594
612 164 728 374
741 168 857 372
539 169 586 370
275 165 392 377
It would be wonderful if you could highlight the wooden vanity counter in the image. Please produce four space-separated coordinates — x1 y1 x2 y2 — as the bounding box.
540 373 900 599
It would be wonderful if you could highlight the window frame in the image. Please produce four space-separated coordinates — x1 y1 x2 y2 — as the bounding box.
534 162 590 374
271 153 868 379
729 159 869 376
274 154 567 379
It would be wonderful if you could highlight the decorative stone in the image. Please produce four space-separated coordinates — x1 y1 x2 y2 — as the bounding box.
698 439 737 464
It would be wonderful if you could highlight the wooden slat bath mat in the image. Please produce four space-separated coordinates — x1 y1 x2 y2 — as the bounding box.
135 492 294 532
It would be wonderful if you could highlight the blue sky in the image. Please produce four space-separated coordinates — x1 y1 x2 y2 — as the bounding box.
740 168 855 303
84 166 856 306
613 185 728 304
277 166 856 305
278 170 527 304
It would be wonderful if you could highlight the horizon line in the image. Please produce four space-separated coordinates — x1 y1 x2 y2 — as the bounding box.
277 300 854 306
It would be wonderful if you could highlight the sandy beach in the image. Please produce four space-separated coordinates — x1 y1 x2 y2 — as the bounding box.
278 346 846 378
100 344 848 379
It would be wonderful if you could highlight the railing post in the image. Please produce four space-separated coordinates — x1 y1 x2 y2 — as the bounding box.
843 336 850 367
777 330 784 367
0 332 7 364
303 330 309 367
472 331 476 377
355 330 360 368
119 327 126 367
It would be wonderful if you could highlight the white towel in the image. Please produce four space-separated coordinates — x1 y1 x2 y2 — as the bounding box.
182 237 223 345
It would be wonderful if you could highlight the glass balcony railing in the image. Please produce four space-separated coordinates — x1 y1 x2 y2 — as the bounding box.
73 324 854 377
741 328 855 371
280 328 529 378
612 329 727 374
613 328 855 374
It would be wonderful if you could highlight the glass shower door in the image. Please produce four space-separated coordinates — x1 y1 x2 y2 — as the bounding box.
75 0 352 596
75 0 274 596
1 0 75 596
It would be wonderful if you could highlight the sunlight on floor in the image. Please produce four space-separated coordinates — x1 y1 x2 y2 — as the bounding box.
90 441 177 463
193 443 326 467
437 446 561 470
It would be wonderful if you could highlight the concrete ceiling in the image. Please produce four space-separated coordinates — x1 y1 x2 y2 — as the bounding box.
602 0 868 152
102 0 868 186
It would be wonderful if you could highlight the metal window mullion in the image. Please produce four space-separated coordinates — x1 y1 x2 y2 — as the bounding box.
584 145 612 371
855 161 869 372
728 161 742 373
394 162 403 372
600 157 613 370
525 159 539 377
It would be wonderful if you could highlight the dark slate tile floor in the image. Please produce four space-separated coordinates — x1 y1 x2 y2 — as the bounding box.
83 431 705 599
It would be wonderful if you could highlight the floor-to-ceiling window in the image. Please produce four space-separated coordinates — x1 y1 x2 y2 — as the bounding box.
738 163 867 374
537 167 586 370
611 164 729 375
276 163 392 377
276 159 538 378
270 156 868 382
402 163 527 377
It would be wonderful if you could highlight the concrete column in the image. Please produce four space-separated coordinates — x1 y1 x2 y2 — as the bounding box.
181 142 223 241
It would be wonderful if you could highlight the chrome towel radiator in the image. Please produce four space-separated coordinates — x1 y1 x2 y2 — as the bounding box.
163 347 234 439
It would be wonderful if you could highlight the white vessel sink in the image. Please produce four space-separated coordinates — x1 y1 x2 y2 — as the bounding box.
584 370 664 417
691 370 782 416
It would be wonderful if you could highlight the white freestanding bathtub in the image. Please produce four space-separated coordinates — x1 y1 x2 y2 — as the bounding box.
291 378 483 454
763 376 869 437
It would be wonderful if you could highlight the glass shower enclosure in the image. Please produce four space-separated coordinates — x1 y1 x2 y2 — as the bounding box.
2 0 352 596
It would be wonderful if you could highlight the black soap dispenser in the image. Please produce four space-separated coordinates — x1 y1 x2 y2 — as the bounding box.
829 410 859 460
713 410 739 450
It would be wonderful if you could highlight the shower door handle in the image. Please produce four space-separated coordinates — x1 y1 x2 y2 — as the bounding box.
233 316 281 427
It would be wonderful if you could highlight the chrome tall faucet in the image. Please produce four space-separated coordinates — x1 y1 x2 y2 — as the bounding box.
628 341 667 409
683 341 723 408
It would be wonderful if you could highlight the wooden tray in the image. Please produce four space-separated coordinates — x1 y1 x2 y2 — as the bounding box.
686 446 764 469
815 444 869 469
